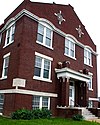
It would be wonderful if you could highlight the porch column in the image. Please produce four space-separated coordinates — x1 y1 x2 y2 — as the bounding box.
61 77 70 107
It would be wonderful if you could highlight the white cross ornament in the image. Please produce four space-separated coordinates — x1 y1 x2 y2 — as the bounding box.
54 11 66 25
76 25 84 37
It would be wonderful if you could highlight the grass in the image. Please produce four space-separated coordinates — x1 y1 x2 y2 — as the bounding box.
0 116 100 125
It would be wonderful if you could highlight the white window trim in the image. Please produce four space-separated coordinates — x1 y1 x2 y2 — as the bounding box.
64 37 76 60
33 52 53 82
36 22 53 50
3 23 15 48
0 52 10 80
88 72 93 91
88 76 93 91
84 48 92 67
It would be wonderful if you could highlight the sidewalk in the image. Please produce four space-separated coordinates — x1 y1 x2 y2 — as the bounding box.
87 119 100 123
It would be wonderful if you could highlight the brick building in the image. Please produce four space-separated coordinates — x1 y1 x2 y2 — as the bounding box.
0 0 99 117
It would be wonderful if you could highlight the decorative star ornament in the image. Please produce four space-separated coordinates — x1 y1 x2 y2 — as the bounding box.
76 25 84 37
54 11 66 25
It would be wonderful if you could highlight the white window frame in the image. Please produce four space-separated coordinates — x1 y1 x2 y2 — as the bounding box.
33 52 53 82
36 22 53 50
88 76 93 91
0 94 4 114
1 52 10 79
64 37 76 60
4 23 15 48
32 96 50 110
84 48 92 66
88 100 93 108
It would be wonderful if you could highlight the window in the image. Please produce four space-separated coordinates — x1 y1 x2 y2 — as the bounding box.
2 53 10 79
32 96 40 109
88 77 93 90
32 96 50 110
88 100 93 108
4 24 15 47
37 23 53 49
65 38 75 58
34 52 53 82
84 48 92 66
0 94 4 114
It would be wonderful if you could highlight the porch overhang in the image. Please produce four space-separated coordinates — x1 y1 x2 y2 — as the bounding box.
55 67 91 82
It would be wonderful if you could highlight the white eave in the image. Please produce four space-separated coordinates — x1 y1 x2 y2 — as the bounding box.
55 67 91 82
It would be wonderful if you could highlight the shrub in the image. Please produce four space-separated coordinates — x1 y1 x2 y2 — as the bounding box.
72 114 84 121
11 109 33 120
32 109 52 119
11 108 52 120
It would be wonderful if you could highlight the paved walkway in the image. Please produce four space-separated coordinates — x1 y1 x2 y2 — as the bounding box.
87 119 100 123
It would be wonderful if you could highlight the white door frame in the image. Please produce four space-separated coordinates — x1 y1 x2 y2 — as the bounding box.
69 81 75 107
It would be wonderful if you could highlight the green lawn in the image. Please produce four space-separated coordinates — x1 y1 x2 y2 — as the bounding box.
0 116 100 125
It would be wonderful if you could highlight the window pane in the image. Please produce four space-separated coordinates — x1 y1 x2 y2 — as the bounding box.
3 56 9 77
84 49 91 65
70 42 74 50
43 69 49 78
88 78 92 89
37 34 43 43
34 67 41 77
65 39 75 58
65 47 69 55
38 24 44 34
70 50 74 57
44 59 50 70
65 39 69 47
11 25 15 41
42 97 48 109
0 94 4 113
88 51 91 58
4 68 8 77
88 101 93 108
37 24 44 43
7 28 11 44
35 56 42 68
5 56 9 67
46 28 51 39
45 37 51 47
32 96 40 109
69 89 72 97
34 56 42 77
84 57 87 64
43 59 50 79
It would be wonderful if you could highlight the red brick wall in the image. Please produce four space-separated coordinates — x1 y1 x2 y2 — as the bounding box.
0 0 98 116
3 93 32 116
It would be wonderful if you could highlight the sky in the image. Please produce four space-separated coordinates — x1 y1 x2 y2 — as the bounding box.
0 0 100 95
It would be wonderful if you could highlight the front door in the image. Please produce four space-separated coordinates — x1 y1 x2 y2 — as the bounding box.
69 83 75 107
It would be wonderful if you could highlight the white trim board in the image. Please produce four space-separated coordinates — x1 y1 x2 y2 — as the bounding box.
55 67 91 82
0 88 57 97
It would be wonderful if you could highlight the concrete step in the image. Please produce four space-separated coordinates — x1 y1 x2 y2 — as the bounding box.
82 108 98 120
